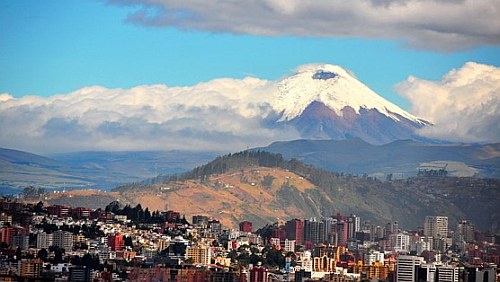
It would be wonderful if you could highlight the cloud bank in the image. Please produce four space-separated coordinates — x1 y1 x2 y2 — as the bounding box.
0 62 498 154
0 78 298 153
397 62 500 143
108 0 500 51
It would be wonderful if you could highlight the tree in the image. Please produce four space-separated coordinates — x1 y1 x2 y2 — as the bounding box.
38 248 48 261
105 201 121 213
34 201 44 213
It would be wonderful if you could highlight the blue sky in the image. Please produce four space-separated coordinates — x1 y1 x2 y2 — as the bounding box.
1 0 498 110
0 0 499 153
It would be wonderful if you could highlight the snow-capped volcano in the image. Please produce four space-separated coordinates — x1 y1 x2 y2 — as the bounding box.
270 64 430 144
273 64 425 124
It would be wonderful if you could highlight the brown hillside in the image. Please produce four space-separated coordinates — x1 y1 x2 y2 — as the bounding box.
120 167 316 228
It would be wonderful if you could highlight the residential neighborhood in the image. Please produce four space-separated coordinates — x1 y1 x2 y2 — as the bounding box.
0 199 497 281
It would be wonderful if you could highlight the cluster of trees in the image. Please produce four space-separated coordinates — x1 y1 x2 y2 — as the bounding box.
35 221 104 240
104 201 188 225
226 245 292 268
20 186 46 199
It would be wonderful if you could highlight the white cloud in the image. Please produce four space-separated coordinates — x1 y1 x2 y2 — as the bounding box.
0 78 300 153
107 0 500 51
1 62 497 154
397 62 500 143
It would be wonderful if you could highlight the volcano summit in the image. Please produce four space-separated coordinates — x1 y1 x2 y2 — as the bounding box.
270 64 430 144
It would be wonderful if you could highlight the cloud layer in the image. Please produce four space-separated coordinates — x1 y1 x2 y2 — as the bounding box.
397 62 500 143
0 62 498 154
108 0 500 51
0 79 299 153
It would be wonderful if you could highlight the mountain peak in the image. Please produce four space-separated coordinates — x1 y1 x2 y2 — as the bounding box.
272 63 424 125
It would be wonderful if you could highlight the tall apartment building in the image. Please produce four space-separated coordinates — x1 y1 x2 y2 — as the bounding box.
285 219 304 245
304 219 325 245
53 230 74 252
389 233 410 253
436 265 459 282
284 239 295 253
18 258 43 278
36 232 53 249
455 220 475 243
186 245 211 265
396 255 424 282
347 214 360 240
336 221 348 246
424 216 448 238
239 221 253 233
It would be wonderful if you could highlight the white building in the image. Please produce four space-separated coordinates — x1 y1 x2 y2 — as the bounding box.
436 265 459 282
284 239 295 253
390 233 410 253
364 251 384 265
396 255 424 282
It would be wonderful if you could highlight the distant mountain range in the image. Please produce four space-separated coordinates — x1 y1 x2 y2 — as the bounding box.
257 138 500 179
0 147 218 193
1 138 498 193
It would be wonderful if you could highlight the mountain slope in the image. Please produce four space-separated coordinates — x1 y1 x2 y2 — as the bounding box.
0 148 90 193
258 139 500 179
271 64 430 144
112 151 500 231
0 147 219 192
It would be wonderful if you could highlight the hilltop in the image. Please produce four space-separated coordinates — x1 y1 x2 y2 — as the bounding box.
80 151 500 230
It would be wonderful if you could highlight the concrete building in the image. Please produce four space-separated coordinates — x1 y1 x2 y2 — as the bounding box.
186 245 211 265
285 219 304 245
284 239 295 253
424 216 448 238
390 233 410 253
53 230 74 252
36 232 53 250
396 255 424 282
436 265 459 282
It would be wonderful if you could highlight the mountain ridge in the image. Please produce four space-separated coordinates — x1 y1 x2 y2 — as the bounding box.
106 151 500 230
258 138 499 179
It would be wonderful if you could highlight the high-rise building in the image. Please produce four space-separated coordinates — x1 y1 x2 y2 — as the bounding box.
53 230 74 252
284 239 295 253
192 215 209 226
18 258 43 278
186 245 211 265
11 234 29 250
424 216 448 238
396 255 424 282
436 265 459 282
322 217 337 244
347 214 361 240
0 227 14 246
455 220 475 243
36 232 53 250
285 219 304 245
304 219 325 245
336 221 348 246
389 233 410 253
386 221 400 237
